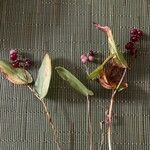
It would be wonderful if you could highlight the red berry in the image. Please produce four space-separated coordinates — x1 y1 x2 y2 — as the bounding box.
137 29 143 37
12 60 19 68
130 28 138 36
125 42 135 50
9 49 18 61
24 58 32 68
130 35 140 42
10 53 18 61
130 28 143 38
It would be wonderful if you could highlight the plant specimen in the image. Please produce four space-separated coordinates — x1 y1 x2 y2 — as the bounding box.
0 22 143 150
80 22 143 150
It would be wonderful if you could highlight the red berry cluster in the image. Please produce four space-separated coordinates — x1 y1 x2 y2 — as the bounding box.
80 50 96 64
9 49 32 69
125 28 143 56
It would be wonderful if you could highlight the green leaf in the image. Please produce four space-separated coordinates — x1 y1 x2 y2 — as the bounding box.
88 54 114 80
34 53 52 99
0 60 33 84
55 66 94 96
88 64 103 80
108 37 128 68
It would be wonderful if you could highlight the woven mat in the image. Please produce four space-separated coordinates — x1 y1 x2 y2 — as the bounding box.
0 0 150 149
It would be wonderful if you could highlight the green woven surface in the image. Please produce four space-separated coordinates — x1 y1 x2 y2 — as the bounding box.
0 0 150 149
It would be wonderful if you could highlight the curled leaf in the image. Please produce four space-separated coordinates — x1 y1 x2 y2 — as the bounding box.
94 22 128 68
34 53 52 99
99 71 112 89
55 66 94 96
99 60 128 90
0 60 32 84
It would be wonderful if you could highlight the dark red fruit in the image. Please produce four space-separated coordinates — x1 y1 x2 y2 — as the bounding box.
130 28 138 36
137 29 143 37
9 49 18 61
12 60 20 68
24 58 32 68
125 42 135 50
130 28 143 38
10 54 18 61
130 35 140 42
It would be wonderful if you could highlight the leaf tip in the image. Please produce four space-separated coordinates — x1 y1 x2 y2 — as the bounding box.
88 90 94 96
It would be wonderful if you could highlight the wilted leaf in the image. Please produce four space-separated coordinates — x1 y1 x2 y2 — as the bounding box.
0 60 32 84
34 53 52 99
99 61 128 90
98 70 112 89
55 66 94 96
94 23 128 68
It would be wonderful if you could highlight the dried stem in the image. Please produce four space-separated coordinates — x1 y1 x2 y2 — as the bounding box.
107 68 127 150
99 121 105 150
28 86 61 150
84 64 89 75
87 95 92 150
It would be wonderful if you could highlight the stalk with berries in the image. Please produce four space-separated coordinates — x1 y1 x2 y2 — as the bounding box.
125 28 143 57
80 22 143 150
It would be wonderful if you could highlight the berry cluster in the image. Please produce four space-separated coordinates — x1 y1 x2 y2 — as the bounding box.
80 50 96 64
125 28 143 56
9 49 32 69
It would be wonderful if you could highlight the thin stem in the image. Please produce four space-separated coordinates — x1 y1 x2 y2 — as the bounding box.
28 86 61 150
87 95 92 150
41 101 61 150
84 64 89 75
99 121 105 150
27 85 41 100
107 68 127 150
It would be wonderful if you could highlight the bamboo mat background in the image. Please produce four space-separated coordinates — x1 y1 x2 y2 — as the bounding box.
0 0 150 149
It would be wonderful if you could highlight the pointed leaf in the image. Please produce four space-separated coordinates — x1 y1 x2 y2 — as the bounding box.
0 60 33 84
94 23 128 68
34 53 52 99
55 66 94 96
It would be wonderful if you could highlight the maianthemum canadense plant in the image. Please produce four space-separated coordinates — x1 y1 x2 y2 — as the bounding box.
0 22 143 150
